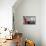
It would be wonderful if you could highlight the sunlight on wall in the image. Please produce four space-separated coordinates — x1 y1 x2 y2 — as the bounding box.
0 0 16 30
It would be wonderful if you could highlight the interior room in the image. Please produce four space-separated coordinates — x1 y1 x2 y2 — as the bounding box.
0 0 46 46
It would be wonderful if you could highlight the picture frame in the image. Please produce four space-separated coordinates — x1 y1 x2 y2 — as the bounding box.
23 16 36 24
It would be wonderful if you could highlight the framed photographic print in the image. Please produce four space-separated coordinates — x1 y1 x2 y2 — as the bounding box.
23 16 36 24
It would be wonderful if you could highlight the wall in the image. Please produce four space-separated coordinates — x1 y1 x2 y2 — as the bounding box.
13 0 41 46
41 0 46 46
12 0 46 46
0 0 16 30
0 0 17 39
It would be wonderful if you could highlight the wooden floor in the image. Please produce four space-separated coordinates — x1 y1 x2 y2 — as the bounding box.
0 39 16 46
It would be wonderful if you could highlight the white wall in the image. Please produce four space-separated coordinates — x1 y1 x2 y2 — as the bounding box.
13 0 46 46
0 0 16 30
13 0 41 46
41 0 46 46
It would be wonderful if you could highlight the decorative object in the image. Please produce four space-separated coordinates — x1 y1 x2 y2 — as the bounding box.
23 16 36 24
25 40 35 46
13 33 23 46
6 29 12 40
